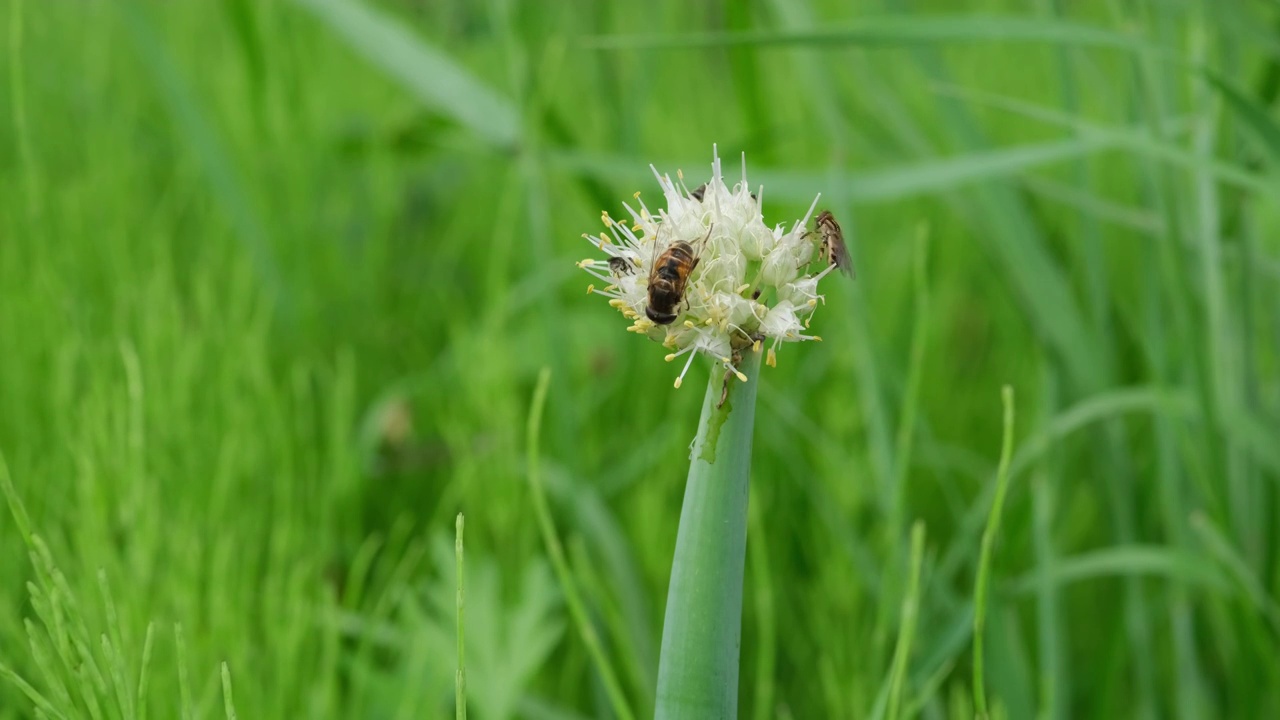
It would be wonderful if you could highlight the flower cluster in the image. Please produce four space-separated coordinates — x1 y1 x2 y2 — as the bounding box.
579 147 840 388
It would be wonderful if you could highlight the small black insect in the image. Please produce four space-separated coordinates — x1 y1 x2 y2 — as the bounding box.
607 256 634 276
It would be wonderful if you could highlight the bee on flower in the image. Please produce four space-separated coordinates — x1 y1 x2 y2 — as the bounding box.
578 147 848 388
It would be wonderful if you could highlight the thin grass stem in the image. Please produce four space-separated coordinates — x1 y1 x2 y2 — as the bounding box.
974 386 1016 719
455 512 466 720
526 368 634 720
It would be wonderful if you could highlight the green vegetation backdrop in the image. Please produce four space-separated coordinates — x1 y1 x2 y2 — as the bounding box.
2 0 1279 718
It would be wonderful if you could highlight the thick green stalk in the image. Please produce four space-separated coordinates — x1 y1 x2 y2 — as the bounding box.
655 349 762 719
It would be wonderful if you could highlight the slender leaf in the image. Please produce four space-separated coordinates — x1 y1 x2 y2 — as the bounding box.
294 0 519 148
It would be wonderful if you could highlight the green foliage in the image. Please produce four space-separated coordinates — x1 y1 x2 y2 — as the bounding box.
2 0 1279 718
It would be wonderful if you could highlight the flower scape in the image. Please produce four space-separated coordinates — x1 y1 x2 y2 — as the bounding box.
578 147 850 388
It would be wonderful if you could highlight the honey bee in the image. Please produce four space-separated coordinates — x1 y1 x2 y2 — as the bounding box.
646 226 710 325
815 210 855 278
607 256 634 276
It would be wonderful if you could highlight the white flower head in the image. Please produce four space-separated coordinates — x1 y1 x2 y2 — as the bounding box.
579 146 838 388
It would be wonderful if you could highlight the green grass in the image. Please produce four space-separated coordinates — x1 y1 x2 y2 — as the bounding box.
2 0 1279 717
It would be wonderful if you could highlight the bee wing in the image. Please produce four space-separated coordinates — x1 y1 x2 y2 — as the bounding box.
830 233 855 278
647 224 663 274
818 211 855 279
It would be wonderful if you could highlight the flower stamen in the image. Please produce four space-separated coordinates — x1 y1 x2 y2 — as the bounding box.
674 349 699 388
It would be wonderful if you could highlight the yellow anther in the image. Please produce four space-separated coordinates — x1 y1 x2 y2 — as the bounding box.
808 299 818 307
721 356 732 363
586 284 595 294
767 348 777 367
632 224 642 232
813 336 823 342
735 283 751 294
752 339 762 353
674 376 683 389
677 169 684 180
735 371 748 382
608 299 625 308
579 258 596 267
664 353 677 362
605 284 618 292
684 320 696 329
705 317 715 326
600 232 611 244
634 191 642 199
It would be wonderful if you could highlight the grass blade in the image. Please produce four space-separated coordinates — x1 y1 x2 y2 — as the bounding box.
293 0 519 149
455 513 466 720
974 386 1016 719
175 624 192 720
1203 70 1280 166
526 368 634 720
1006 545 1230 595
889 225 930 549
746 494 776 720
221 662 237 720
0 661 66 720
582 15 1153 53
886 522 926 720
117 1 286 311
136 623 155 720
554 136 1120 205
0 451 33 547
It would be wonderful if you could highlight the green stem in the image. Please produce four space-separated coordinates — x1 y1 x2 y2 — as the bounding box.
527 368 635 720
655 349 762 719
455 512 466 720
220 662 237 720
973 385 1016 719
886 521 926 720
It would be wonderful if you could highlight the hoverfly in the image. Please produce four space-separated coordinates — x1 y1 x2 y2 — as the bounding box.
645 225 711 325
814 210 854 278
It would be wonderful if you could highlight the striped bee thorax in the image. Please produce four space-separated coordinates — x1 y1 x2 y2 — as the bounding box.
646 240 700 325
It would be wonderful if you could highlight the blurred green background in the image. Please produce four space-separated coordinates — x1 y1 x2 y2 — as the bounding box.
3 0 1279 717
